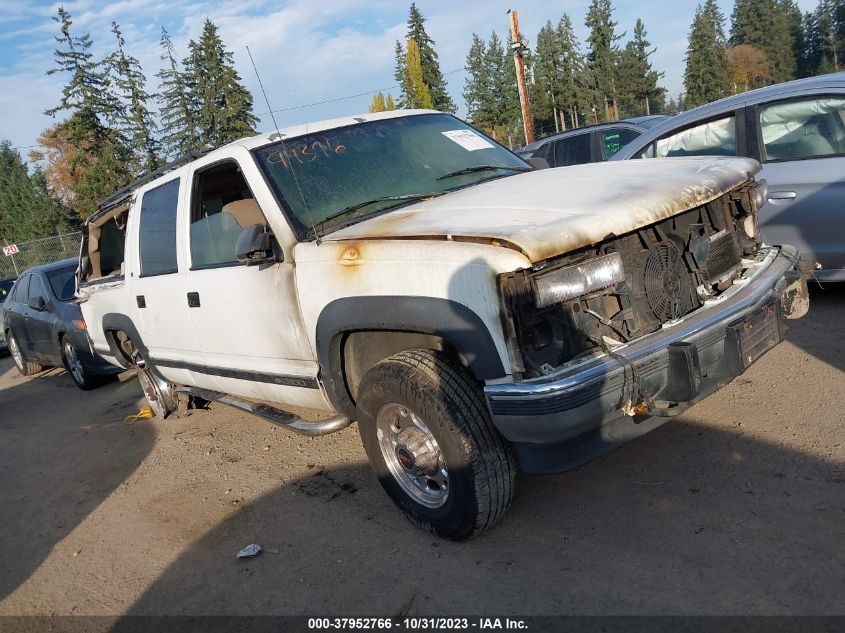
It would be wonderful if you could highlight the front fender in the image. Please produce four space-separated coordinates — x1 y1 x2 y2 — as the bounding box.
315 296 507 417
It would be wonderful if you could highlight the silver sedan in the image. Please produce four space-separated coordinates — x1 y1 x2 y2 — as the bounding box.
612 73 845 281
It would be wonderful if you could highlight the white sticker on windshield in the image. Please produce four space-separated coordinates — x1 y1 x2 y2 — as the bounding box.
441 129 494 151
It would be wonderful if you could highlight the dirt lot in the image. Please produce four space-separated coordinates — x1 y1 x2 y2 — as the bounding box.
0 285 842 617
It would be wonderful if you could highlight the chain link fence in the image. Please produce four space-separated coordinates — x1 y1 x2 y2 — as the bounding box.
1 232 82 279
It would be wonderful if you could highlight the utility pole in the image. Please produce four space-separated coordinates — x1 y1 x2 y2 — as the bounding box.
508 9 534 145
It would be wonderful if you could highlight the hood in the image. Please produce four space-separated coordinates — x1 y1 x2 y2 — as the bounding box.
324 156 760 263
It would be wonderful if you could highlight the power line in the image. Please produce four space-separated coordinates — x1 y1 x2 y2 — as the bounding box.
255 67 465 117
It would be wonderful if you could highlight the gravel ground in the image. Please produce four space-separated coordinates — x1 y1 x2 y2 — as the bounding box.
0 284 842 617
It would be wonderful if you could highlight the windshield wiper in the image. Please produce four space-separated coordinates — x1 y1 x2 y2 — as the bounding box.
313 193 434 236
436 164 533 180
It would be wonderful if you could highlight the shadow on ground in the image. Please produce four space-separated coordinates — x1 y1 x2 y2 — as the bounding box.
791 282 845 373
0 357 154 600
119 413 843 616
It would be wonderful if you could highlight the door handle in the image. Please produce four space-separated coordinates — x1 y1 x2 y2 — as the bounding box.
768 191 797 201
136 295 146 308
187 292 201 308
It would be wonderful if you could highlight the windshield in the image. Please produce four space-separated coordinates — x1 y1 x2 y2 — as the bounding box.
46 266 76 302
253 113 530 237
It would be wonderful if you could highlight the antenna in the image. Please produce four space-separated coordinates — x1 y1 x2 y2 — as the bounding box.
246 45 314 240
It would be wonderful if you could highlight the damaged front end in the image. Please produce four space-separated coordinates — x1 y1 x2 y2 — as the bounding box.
489 180 809 474
499 182 765 379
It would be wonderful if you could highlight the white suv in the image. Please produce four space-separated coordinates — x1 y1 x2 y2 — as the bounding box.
77 110 809 540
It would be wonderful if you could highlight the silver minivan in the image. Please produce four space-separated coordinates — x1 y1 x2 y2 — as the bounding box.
612 73 845 281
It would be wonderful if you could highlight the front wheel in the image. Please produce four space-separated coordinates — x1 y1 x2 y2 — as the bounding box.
356 350 516 540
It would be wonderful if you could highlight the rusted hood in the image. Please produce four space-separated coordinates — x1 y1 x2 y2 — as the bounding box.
325 156 761 262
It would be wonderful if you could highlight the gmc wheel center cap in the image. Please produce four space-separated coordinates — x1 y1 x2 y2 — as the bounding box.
395 445 415 471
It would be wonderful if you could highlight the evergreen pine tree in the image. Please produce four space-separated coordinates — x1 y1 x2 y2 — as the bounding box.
805 0 843 73
106 22 159 172
489 32 521 141
585 0 624 121
43 7 133 218
557 15 588 128
463 34 492 128
0 142 76 242
730 0 799 83
405 3 456 112
404 39 434 109
156 28 198 158
532 21 562 128
618 19 666 116
45 7 121 124
684 0 731 107
184 20 259 150
393 40 409 108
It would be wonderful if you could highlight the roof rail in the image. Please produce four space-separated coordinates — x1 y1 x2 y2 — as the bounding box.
92 149 207 218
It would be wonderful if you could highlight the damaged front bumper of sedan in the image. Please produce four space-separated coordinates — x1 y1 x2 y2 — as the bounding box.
485 245 809 474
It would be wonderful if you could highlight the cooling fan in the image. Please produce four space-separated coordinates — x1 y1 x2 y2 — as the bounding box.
642 243 694 321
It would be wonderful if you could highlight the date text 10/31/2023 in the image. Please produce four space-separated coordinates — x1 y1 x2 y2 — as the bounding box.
307 617 529 630
265 136 346 169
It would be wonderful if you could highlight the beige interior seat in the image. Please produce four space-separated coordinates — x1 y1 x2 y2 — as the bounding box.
222 198 266 228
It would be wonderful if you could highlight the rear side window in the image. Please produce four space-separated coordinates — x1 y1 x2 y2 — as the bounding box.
600 128 642 160
554 133 592 166
644 116 737 158
759 96 845 161
139 178 180 276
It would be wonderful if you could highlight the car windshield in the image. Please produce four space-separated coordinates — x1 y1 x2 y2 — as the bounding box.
46 266 76 302
253 113 530 237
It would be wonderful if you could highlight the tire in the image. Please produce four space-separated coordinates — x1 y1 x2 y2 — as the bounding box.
7 330 43 376
61 335 108 391
356 349 516 540
137 365 178 419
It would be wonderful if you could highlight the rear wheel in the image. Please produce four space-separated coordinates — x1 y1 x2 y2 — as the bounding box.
356 349 516 540
61 336 107 391
137 366 178 419
7 331 43 376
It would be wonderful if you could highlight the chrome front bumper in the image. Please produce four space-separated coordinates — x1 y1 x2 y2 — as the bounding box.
485 246 807 473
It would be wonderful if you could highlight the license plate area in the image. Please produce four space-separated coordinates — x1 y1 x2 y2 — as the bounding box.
725 300 785 371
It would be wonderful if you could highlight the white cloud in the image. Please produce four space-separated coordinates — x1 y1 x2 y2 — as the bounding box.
0 0 824 154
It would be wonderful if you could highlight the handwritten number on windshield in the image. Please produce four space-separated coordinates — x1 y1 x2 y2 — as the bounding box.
265 137 346 169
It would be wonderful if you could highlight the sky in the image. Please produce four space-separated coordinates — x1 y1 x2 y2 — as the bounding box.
0 0 818 158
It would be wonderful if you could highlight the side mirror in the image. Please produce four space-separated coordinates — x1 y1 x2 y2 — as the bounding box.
526 157 550 170
236 224 278 265
28 295 48 311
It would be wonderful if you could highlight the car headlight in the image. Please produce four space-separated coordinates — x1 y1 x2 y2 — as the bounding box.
753 179 768 210
532 252 625 308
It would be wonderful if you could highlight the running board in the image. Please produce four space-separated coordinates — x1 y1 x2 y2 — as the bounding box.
177 387 353 436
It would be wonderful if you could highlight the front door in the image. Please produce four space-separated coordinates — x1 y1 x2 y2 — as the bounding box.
182 153 328 410
753 94 845 275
